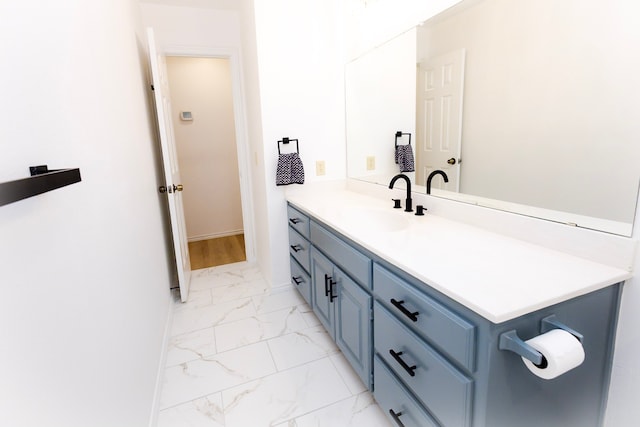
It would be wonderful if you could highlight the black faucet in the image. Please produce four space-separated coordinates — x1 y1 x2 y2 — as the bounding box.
389 173 413 212
426 170 449 195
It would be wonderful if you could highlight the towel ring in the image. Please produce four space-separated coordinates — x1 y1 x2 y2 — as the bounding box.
278 137 299 155
395 131 411 147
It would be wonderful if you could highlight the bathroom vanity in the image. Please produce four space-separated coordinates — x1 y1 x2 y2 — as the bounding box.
286 185 631 427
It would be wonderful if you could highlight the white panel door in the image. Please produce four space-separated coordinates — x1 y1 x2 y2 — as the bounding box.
147 28 191 302
416 49 465 191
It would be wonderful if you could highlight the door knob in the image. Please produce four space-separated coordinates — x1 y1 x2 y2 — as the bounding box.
173 184 184 192
158 186 167 193
447 157 457 165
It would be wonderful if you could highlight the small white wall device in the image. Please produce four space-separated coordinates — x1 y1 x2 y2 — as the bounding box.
180 111 193 121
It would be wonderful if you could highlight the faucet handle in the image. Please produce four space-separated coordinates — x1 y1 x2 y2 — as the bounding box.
415 205 426 216
392 199 402 209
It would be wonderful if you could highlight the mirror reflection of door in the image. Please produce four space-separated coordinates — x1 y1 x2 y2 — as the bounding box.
416 49 465 191
165 56 246 270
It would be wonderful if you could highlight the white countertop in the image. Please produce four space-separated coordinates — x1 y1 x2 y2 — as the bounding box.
286 186 632 323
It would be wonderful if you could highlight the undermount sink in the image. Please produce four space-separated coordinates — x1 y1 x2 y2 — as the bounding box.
337 207 409 232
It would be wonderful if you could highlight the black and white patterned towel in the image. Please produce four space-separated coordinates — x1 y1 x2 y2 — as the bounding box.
395 144 415 172
276 153 305 186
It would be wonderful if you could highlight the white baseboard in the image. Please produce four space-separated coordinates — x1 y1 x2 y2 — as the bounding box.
188 229 244 243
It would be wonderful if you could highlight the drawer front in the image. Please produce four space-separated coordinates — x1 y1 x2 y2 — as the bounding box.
310 221 372 289
374 356 439 427
375 302 473 427
374 264 476 372
290 256 311 305
288 227 310 273
287 204 310 238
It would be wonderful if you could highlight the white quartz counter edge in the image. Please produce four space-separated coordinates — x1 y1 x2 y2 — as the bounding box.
286 189 632 324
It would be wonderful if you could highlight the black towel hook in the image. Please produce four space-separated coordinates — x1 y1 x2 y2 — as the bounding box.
278 137 299 155
395 131 411 147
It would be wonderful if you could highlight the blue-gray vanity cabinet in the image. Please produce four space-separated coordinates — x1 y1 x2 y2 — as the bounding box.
288 226 310 274
374 264 476 372
287 204 310 238
374 264 475 427
287 202 623 427
287 203 373 389
287 205 312 305
290 255 311 305
310 247 335 337
310 220 372 290
373 261 623 427
310 245 372 389
374 356 440 427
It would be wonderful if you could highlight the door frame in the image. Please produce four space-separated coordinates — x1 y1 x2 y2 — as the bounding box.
162 45 256 264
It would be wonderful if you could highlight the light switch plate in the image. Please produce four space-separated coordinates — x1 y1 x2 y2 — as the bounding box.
366 156 376 171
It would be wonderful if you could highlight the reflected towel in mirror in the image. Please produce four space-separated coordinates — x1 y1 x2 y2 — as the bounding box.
395 144 415 172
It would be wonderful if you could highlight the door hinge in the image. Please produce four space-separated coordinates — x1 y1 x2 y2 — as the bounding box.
150 84 155 91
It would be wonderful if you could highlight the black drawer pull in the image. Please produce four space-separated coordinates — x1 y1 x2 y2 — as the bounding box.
389 409 406 427
389 349 417 377
290 244 303 253
324 274 338 302
329 279 337 302
289 217 302 225
390 298 419 322
292 276 303 285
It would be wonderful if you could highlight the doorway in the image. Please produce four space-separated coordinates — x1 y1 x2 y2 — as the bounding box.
165 56 246 269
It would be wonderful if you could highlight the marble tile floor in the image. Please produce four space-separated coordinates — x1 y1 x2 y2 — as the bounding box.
158 262 392 427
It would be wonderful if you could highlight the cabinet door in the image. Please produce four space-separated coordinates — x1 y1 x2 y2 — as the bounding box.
310 247 336 339
335 266 372 389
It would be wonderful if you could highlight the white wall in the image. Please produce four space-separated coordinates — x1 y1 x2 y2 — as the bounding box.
250 0 348 286
166 57 243 240
238 0 272 281
345 28 416 181
0 1 172 426
344 0 462 60
139 2 242 48
606 196 640 427
417 0 640 223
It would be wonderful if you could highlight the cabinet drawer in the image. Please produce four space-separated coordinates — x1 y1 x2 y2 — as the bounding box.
290 256 311 305
374 356 439 427
289 227 310 273
287 204 310 238
375 302 472 427
374 264 475 372
310 221 372 289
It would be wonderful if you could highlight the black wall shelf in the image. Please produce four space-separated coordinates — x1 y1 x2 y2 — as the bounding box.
0 167 82 207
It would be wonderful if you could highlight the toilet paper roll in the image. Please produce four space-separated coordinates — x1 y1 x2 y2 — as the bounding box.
521 329 585 380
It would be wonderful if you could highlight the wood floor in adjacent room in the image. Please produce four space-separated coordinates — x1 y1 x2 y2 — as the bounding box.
188 234 246 270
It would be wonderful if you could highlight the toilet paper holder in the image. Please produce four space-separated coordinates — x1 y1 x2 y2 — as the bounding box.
499 315 584 366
